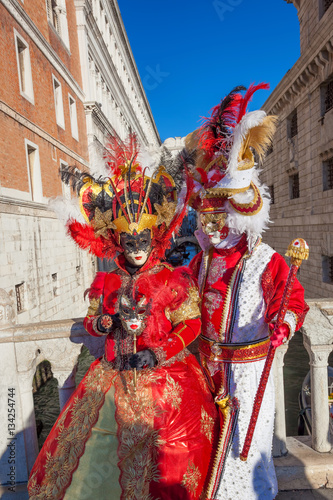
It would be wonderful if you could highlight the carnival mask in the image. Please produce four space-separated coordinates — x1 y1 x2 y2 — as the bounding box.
119 293 150 336
120 229 152 267
200 212 229 246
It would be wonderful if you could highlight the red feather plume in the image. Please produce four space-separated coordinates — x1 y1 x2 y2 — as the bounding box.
236 82 270 124
67 221 121 260
104 132 140 178
199 86 245 158
67 221 105 257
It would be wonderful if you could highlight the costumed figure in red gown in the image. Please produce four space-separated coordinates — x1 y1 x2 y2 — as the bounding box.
182 84 309 499
27 134 218 500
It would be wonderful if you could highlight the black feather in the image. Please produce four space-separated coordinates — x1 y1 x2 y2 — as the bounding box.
59 164 108 194
210 85 247 139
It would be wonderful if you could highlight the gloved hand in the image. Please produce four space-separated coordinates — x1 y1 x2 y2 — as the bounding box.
269 322 290 348
129 350 157 370
97 314 113 334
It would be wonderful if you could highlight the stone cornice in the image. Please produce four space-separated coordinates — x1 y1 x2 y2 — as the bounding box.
84 100 117 136
0 100 89 166
263 28 333 115
1 0 85 101
284 0 300 9
0 197 56 218
84 15 152 146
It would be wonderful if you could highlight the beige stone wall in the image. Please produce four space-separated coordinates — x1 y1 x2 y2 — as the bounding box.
0 201 96 324
261 0 333 299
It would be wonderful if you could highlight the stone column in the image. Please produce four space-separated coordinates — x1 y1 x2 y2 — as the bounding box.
304 343 332 452
273 343 289 457
53 368 77 411
302 300 333 453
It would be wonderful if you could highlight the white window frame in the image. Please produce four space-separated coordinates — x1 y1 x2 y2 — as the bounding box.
68 94 79 140
14 29 34 104
60 160 71 200
24 139 43 203
46 0 70 50
52 75 65 129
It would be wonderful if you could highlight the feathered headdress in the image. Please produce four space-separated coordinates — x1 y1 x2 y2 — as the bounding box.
54 133 192 260
184 83 277 241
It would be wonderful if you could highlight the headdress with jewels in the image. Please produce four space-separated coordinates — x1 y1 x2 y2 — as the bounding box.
183 83 277 243
55 133 192 260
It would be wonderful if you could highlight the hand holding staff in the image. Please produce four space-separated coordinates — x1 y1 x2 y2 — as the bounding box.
240 238 309 461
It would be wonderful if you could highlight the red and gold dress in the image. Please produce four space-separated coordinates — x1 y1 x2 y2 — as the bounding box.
28 255 218 500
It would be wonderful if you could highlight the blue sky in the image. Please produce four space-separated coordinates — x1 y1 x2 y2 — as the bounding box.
118 0 300 142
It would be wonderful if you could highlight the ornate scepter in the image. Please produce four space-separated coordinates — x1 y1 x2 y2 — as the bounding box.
240 238 309 461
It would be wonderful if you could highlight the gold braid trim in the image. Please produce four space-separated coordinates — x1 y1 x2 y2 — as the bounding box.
28 363 116 500
167 287 201 326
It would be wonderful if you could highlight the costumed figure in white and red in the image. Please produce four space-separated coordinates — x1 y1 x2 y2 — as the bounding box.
27 135 218 500
182 84 309 499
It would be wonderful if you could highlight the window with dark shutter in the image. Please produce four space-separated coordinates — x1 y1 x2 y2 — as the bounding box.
289 173 300 199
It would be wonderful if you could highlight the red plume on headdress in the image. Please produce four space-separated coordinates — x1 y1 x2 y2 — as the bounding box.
199 85 246 158
67 221 121 260
103 132 141 179
236 82 270 124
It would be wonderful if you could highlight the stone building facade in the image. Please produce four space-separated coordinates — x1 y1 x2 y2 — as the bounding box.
260 0 333 298
0 0 160 325
75 0 160 165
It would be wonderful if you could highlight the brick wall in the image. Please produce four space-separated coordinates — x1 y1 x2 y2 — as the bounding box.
0 0 93 323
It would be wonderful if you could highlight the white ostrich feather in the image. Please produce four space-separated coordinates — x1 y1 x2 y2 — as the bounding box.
49 197 85 224
224 179 271 249
88 141 109 178
227 110 267 175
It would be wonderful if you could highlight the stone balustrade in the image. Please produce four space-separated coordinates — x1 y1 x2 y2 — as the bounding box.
0 319 104 499
0 300 332 498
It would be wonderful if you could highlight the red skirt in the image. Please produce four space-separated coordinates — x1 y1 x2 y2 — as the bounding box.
28 351 218 500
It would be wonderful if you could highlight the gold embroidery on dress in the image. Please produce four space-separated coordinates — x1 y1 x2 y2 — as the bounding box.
181 460 201 495
162 373 184 410
200 407 214 443
28 363 115 500
115 370 164 499
167 287 201 326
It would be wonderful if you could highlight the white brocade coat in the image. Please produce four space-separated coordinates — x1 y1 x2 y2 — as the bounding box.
196 242 290 500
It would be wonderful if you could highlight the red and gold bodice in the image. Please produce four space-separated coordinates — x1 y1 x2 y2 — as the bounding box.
84 255 201 364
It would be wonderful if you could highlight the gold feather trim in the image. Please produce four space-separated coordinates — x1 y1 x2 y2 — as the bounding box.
240 115 278 163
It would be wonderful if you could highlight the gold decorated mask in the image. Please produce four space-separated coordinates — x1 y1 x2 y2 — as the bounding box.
200 212 227 235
